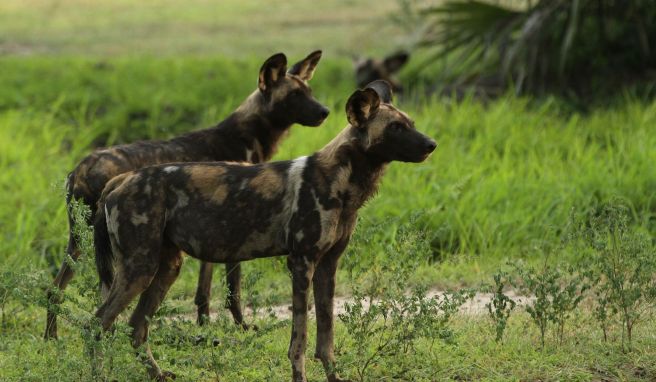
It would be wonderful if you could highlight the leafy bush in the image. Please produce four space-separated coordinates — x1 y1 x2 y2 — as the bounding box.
572 201 656 350
412 0 656 98
339 256 472 381
484 272 516 343
512 260 588 347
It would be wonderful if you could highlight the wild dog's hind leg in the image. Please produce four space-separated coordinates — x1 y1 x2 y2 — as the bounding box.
95 259 158 333
45 193 91 340
287 255 316 382
194 262 213 325
45 233 81 339
129 243 182 381
92 258 158 381
313 240 351 382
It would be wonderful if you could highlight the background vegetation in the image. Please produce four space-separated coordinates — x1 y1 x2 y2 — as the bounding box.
0 0 655 380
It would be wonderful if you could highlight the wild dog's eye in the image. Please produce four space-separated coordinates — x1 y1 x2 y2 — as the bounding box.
390 122 405 131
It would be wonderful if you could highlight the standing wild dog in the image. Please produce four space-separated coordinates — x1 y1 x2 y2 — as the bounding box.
44 51 329 339
92 80 436 381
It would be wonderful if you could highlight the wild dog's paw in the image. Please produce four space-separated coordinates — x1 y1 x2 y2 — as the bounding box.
196 307 210 326
240 323 258 331
156 370 176 381
192 335 206 346
328 376 351 382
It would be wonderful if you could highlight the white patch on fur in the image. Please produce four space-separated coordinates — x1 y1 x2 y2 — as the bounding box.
282 156 308 244
164 166 179 173
289 156 307 213
106 205 121 247
239 179 249 190
172 188 189 211
130 212 149 225
295 230 304 242
245 148 254 162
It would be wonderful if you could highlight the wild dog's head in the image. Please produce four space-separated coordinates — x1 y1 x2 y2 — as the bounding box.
258 51 330 127
354 51 409 93
346 80 436 163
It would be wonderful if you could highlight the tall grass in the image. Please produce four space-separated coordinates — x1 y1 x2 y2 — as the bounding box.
0 57 654 286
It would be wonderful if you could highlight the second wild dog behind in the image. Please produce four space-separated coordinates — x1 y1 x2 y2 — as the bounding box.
92 80 436 381
44 50 329 339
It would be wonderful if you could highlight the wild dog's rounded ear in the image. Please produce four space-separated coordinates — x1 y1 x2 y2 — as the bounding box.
365 80 393 104
259 53 288 93
288 50 322 82
346 88 380 128
383 51 409 73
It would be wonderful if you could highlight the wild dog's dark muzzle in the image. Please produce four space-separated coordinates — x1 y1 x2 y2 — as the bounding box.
424 138 437 154
319 106 330 120
302 102 330 127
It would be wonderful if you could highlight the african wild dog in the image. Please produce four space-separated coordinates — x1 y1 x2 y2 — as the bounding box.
92 80 436 381
44 51 329 339
354 51 409 92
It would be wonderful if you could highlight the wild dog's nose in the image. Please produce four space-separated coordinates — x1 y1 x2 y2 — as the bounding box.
425 139 437 153
320 107 330 119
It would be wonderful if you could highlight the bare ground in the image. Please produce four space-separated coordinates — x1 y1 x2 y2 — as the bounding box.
176 289 534 323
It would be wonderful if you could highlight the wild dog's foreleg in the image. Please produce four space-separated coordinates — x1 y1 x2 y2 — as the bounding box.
129 244 182 381
225 262 252 329
313 239 350 382
194 262 214 325
287 255 316 382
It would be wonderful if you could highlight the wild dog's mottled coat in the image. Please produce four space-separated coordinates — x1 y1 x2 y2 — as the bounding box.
93 80 436 382
44 51 329 339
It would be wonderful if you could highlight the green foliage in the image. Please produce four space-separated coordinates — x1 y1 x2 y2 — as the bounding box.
413 0 656 97
484 272 516 343
512 259 588 347
339 261 473 382
572 201 656 350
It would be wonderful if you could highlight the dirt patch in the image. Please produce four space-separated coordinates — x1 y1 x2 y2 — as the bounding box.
180 289 534 322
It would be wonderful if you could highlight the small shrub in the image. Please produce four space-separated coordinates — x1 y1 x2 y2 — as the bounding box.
573 201 656 350
339 256 472 382
484 272 516 343
513 260 588 347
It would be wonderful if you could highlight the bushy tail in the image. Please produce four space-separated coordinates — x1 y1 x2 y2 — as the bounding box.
94 203 114 289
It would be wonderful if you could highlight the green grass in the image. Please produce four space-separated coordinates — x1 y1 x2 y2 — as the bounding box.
0 56 655 380
2 57 654 282
2 299 656 381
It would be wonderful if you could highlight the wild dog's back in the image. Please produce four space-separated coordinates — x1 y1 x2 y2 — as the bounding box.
102 160 308 264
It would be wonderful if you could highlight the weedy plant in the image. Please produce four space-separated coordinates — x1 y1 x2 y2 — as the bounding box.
484 271 516 343
339 230 473 382
339 277 472 381
571 201 656 351
512 258 588 347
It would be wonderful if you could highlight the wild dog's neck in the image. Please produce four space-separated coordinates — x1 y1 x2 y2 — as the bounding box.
232 90 293 162
316 125 388 208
